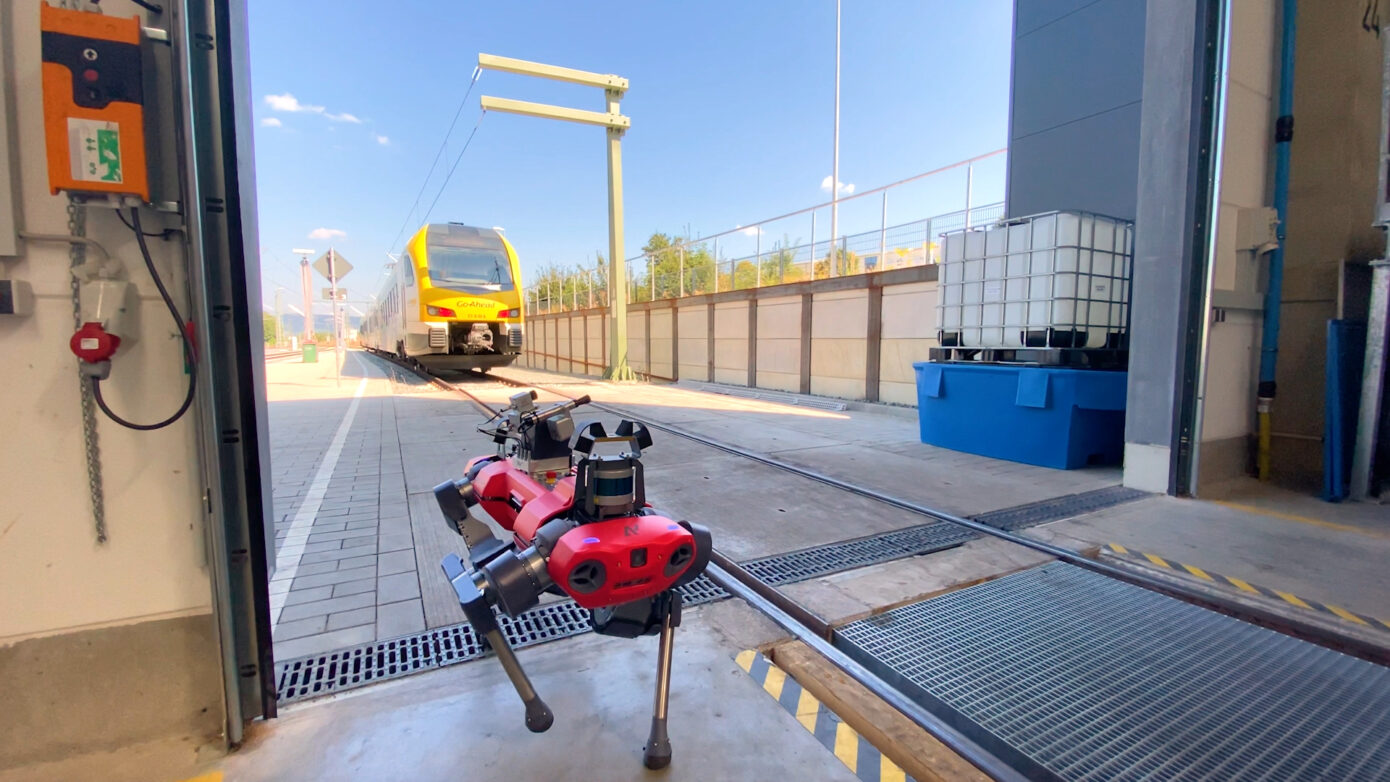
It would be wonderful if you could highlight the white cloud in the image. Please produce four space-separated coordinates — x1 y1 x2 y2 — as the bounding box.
265 93 363 124
737 225 762 237
260 117 282 128
265 93 323 113
375 134 390 145
820 175 856 195
308 228 346 240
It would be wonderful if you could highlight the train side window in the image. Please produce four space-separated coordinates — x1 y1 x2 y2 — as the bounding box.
402 253 414 286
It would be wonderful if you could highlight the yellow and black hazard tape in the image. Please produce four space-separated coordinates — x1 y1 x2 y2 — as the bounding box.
736 649 915 782
1105 543 1390 633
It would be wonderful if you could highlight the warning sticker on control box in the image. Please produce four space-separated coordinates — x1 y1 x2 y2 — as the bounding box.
67 119 123 184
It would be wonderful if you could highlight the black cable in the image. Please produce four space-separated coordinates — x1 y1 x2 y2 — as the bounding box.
91 208 196 431
388 69 482 253
418 112 486 227
115 208 169 239
129 0 164 14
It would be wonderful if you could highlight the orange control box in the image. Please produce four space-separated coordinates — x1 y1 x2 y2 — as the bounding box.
40 4 149 201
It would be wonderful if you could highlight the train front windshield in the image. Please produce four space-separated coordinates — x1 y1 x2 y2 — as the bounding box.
428 245 514 291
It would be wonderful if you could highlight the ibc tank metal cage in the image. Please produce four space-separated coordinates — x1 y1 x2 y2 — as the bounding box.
933 211 1134 368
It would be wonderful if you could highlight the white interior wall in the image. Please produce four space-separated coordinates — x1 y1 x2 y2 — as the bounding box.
0 0 211 642
1195 0 1277 472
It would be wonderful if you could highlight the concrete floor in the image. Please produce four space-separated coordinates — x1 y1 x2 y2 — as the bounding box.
4 601 859 782
21 363 1383 782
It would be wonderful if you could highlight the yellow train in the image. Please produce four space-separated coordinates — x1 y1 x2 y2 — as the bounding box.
360 223 525 371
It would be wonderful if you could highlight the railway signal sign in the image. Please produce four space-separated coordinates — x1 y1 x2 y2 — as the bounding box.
313 250 352 282
312 248 351 387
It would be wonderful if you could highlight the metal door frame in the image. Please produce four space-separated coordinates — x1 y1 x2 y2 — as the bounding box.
172 0 276 739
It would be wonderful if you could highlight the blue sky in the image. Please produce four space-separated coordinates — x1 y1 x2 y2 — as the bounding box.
248 1 1013 313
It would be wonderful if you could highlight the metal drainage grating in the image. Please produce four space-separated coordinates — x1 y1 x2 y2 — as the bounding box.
743 522 976 585
836 562 1390 781
497 599 594 649
276 633 438 703
971 485 1148 532
675 574 729 606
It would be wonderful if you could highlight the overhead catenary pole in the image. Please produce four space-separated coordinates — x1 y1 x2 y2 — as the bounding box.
273 288 285 348
477 53 634 380
605 85 634 379
830 0 842 277
298 252 313 343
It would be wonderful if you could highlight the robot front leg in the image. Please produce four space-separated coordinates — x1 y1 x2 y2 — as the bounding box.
644 591 681 770
442 553 554 733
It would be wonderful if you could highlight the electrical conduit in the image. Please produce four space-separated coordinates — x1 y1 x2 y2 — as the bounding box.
1258 0 1298 480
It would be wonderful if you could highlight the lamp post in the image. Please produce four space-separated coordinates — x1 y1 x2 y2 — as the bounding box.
476 54 636 381
294 248 314 343
829 0 842 276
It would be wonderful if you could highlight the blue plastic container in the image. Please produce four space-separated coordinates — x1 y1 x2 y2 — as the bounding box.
913 362 1128 469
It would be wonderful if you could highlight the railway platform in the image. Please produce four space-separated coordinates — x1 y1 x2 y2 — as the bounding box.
209 350 1390 782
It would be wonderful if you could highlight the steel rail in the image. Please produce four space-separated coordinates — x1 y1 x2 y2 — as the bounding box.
359 348 502 417
489 372 1390 668
705 556 1037 782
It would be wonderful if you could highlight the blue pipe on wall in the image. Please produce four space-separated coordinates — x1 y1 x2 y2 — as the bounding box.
1257 0 1298 480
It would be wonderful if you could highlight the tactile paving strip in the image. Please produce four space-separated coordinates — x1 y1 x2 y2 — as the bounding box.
836 562 1390 781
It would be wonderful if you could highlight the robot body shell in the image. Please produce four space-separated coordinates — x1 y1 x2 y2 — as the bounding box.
548 514 697 609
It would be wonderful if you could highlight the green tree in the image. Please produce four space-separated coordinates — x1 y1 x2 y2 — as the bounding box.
637 232 716 299
759 235 803 285
732 259 759 289
813 246 860 279
263 313 277 345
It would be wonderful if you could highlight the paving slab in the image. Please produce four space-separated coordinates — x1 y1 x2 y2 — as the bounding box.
266 351 426 660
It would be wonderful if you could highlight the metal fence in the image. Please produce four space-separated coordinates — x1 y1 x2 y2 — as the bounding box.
525 149 1006 314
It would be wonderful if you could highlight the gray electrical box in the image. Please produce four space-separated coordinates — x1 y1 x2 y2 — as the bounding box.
0 279 32 316
0 18 21 258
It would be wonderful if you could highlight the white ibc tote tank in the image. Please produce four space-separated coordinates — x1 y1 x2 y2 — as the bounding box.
936 211 1134 350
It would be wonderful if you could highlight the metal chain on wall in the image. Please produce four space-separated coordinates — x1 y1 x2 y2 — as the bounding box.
67 197 106 543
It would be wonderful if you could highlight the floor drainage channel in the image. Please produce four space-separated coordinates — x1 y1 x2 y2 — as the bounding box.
275 484 1146 703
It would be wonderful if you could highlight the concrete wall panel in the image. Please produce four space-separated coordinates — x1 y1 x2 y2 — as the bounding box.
677 305 708 379
757 296 802 380
811 338 867 399
586 314 603 375
713 301 750 340
810 290 868 339
880 380 920 406
713 302 749 385
556 315 573 374
880 282 938 339
756 370 801 393
649 308 674 378
629 312 649 374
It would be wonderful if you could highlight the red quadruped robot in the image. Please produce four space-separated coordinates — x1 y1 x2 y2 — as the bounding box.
434 391 712 770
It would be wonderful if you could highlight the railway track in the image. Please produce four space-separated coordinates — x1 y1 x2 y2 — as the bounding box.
356 350 1390 780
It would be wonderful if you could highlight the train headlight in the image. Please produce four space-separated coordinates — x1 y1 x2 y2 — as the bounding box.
427 305 456 318
498 308 520 318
